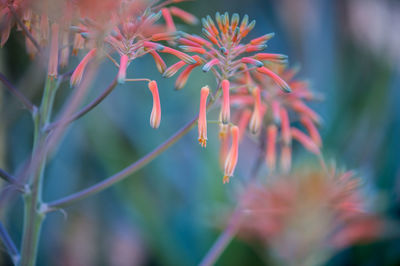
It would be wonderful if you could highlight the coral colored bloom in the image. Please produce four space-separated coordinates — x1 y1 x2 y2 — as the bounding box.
220 79 230 124
70 48 97 87
163 60 187 78
290 128 320 155
280 145 291 173
266 125 277 172
238 109 252 142
223 125 239 184
175 62 200 90
249 87 262 134
219 127 230 168
239 167 380 266
48 23 59 78
161 8 176 33
117 55 128 84
280 107 291 145
148 81 161 129
169 7 199 25
257 66 291 93
300 116 322 147
198 86 209 147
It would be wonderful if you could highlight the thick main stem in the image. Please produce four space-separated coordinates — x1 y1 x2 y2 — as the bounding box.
19 77 56 266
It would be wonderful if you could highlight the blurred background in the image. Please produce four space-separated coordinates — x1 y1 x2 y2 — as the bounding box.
1 0 400 265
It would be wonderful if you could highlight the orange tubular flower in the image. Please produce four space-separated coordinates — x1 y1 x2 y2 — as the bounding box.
224 125 239 184
70 48 97 87
220 79 231 124
290 128 320 155
266 124 277 172
198 86 209 147
280 145 291 173
249 87 262 134
48 23 59 78
148 81 161 129
238 109 252 142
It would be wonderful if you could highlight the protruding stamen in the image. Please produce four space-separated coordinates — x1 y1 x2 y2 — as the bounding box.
198 86 210 147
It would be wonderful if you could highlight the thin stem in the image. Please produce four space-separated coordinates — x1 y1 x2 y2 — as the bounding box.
46 80 221 210
45 78 118 131
0 72 36 112
7 4 40 52
105 52 119 68
0 168 17 185
199 151 265 266
0 168 26 193
199 211 242 266
125 78 151 82
46 115 198 210
0 221 20 265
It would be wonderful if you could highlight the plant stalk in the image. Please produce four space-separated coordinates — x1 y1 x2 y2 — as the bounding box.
19 77 57 266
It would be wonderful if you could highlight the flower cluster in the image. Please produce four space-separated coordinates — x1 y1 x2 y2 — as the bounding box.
238 167 381 265
229 64 323 173
1 0 198 130
168 12 320 182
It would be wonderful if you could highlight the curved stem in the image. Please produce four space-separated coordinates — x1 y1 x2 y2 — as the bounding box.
0 221 20 265
199 211 242 266
199 150 265 266
45 78 118 131
0 168 26 193
0 72 36 112
7 4 41 52
47 115 198 210
47 81 221 210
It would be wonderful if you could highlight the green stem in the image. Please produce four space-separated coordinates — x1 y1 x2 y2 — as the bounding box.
19 77 57 266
